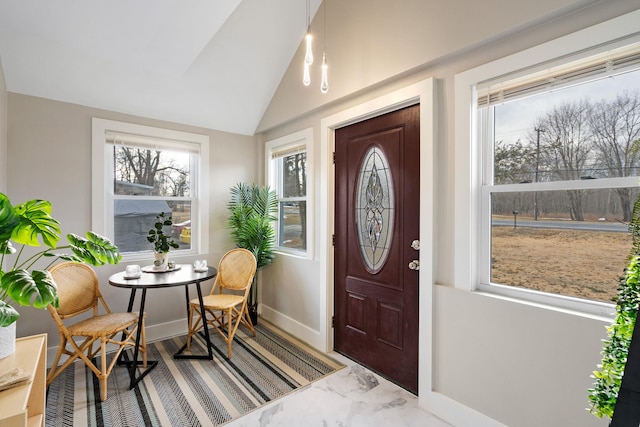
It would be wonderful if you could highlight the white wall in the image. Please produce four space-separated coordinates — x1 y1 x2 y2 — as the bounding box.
261 256 321 339
434 287 609 427
0 56 7 192
7 93 258 349
257 1 640 426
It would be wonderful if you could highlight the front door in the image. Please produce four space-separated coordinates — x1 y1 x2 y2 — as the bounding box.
334 104 420 394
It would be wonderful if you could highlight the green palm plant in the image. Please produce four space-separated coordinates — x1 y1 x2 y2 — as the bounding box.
0 192 122 327
227 183 277 320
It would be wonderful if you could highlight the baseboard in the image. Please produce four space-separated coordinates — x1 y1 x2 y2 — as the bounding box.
260 304 324 350
144 318 188 343
422 390 507 427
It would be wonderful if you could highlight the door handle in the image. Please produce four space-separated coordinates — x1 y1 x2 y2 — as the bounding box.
408 260 420 270
411 240 420 250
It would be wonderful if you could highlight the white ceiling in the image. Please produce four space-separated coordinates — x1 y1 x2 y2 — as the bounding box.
0 0 320 135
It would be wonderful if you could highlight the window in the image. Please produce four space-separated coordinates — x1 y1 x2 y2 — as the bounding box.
266 128 312 256
92 118 209 259
455 11 640 315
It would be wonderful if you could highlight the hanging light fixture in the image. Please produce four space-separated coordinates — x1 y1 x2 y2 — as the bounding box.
320 0 328 94
320 53 329 93
304 34 313 66
303 62 311 86
303 0 313 86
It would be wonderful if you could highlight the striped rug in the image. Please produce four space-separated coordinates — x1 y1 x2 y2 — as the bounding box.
45 322 343 426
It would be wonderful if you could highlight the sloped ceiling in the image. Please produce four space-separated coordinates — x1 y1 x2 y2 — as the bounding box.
0 0 320 135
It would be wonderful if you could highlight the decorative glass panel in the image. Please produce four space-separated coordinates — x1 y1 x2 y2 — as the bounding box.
356 146 394 273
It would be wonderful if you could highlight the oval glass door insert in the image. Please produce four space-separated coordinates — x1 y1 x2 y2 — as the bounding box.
356 146 394 273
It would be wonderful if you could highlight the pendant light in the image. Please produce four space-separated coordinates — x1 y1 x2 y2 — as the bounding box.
303 0 313 86
303 62 311 86
320 0 328 94
320 53 329 93
302 0 329 93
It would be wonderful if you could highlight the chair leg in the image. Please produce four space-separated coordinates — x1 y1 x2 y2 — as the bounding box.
141 318 147 367
242 305 256 337
100 337 108 401
46 334 68 386
227 308 233 358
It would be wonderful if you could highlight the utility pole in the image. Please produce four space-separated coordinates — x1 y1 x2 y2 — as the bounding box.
534 127 545 221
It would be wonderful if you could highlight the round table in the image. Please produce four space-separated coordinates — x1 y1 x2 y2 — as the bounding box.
109 264 217 389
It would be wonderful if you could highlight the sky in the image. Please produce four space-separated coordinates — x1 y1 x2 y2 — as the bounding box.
494 68 640 146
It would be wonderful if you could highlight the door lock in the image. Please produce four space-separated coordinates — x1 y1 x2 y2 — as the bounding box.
411 240 420 250
408 260 420 270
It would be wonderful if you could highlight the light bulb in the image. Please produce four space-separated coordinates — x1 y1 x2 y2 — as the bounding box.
303 62 311 86
304 33 313 65
320 53 329 93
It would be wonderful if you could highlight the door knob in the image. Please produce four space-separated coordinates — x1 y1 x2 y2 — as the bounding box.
411 240 420 250
408 260 420 270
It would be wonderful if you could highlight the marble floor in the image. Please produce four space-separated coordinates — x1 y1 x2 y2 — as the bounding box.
224 353 452 427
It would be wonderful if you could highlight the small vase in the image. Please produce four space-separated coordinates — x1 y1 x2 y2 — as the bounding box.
154 251 168 269
0 322 16 359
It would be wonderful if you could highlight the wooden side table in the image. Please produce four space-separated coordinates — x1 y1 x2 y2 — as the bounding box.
0 334 46 427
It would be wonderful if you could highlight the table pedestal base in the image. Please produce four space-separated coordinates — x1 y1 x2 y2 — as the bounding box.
117 354 158 389
109 265 219 389
173 281 214 360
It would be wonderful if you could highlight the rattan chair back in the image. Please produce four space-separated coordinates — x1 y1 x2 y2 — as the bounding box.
48 262 100 318
215 248 257 292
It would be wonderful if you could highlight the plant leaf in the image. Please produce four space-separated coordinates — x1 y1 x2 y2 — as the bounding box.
0 193 20 243
0 241 16 255
68 232 121 266
0 300 20 327
1 269 58 309
11 199 61 248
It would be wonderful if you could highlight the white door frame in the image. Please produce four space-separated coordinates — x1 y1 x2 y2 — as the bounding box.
319 78 436 400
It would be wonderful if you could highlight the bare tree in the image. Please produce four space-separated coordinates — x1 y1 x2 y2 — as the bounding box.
590 90 640 221
494 139 536 184
117 148 161 188
283 153 307 248
114 147 188 196
535 100 594 220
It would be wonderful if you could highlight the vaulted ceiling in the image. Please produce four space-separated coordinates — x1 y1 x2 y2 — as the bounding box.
0 1 321 135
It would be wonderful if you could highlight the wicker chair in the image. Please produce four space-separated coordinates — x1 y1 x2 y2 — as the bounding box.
46 262 146 401
186 248 257 358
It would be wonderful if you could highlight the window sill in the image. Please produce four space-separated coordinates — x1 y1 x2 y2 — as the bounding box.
475 283 614 321
274 248 311 260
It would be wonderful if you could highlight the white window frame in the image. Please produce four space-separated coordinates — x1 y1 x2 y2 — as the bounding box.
92 118 209 261
454 10 640 317
265 128 313 259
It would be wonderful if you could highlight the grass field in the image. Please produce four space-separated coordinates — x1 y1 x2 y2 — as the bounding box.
491 226 632 303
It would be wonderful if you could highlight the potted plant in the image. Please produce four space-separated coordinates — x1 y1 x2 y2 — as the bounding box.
147 212 179 268
0 192 122 358
589 191 640 421
227 182 277 324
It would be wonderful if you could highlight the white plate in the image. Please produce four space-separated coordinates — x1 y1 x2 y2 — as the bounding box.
194 268 209 272
141 265 182 273
123 274 141 279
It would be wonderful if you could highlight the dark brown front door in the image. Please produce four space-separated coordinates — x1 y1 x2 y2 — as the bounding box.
334 104 420 394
